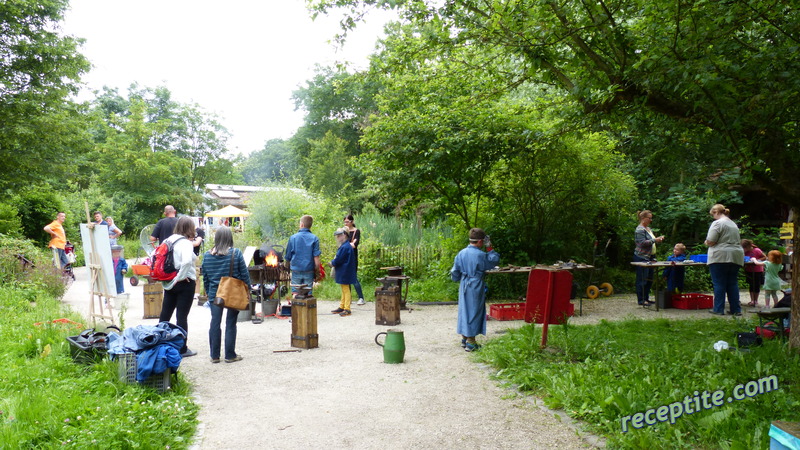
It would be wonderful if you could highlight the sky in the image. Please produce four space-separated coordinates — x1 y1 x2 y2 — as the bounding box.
61 0 391 155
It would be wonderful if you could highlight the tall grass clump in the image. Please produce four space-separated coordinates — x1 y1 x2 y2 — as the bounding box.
0 284 199 448
0 234 66 299
476 318 800 449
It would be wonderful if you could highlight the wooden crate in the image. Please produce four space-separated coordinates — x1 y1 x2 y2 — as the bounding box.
143 281 163 319
291 297 318 349
375 286 401 326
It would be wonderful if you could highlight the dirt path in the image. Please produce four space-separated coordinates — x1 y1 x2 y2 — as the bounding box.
62 265 737 449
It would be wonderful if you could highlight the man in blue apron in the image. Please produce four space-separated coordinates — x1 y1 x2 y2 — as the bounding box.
450 228 500 352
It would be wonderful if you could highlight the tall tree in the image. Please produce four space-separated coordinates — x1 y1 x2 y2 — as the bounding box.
0 0 91 191
239 138 298 185
310 0 800 347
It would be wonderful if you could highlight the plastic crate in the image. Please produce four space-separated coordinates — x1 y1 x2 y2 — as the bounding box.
672 293 713 310
689 254 708 263
116 352 171 392
66 335 106 364
489 303 526 320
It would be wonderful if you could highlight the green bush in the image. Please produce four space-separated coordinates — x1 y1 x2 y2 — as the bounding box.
11 188 64 246
0 203 22 236
0 235 65 298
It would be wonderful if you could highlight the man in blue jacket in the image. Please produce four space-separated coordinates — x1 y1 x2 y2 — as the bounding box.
284 215 321 296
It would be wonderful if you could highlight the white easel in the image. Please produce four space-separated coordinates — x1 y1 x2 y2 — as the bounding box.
83 203 115 326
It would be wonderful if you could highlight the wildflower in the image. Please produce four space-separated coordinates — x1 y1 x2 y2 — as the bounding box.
64 418 70 423
77 415 82 420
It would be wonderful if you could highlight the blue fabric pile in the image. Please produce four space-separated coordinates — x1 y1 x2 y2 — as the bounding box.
108 322 185 382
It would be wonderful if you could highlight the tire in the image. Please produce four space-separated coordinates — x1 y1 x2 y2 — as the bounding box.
600 282 614 296
130 276 139 287
586 285 600 299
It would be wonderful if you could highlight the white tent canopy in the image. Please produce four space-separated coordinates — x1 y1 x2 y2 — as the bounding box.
204 205 251 232
204 205 251 218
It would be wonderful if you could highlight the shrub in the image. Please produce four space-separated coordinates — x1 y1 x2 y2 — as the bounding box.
0 203 23 236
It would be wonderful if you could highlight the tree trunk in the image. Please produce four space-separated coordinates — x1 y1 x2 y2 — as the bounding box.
790 208 799 351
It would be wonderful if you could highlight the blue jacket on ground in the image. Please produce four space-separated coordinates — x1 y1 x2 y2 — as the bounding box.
331 243 357 285
285 228 321 273
451 245 500 337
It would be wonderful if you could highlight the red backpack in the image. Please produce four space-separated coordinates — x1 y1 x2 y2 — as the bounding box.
150 237 185 281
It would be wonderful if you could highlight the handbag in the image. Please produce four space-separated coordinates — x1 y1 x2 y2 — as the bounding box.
215 250 250 311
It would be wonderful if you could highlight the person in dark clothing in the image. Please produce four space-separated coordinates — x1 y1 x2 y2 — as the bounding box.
150 205 179 248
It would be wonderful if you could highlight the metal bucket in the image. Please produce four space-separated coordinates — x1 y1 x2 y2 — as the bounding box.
262 299 279 316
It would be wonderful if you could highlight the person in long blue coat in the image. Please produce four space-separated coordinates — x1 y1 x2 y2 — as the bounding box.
450 228 500 352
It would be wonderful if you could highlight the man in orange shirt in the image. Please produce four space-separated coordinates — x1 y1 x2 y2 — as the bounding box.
44 212 68 269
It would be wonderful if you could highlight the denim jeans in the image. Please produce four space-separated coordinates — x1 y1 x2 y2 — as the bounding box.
633 255 654 304
350 278 364 299
209 302 239 360
291 271 314 295
709 263 741 314
160 279 195 352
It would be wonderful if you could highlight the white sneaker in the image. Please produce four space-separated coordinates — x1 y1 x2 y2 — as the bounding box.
356 298 366 306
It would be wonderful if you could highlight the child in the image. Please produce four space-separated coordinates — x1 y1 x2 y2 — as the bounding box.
752 250 784 308
662 243 687 293
330 228 357 317
111 245 128 294
741 239 766 306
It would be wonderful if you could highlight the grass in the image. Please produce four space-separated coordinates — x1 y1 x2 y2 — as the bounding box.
0 284 198 448
475 318 800 449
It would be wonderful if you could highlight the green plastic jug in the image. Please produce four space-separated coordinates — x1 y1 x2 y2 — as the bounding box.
375 329 405 364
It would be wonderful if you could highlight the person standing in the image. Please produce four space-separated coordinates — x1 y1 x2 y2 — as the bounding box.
202 226 250 363
450 228 500 352
705 204 744 316
741 239 766 307
111 244 129 294
330 228 358 316
752 250 785 308
106 216 123 246
284 215 321 296
343 214 365 305
44 212 68 269
158 216 198 357
150 205 179 248
633 210 665 306
193 223 206 302
93 211 108 227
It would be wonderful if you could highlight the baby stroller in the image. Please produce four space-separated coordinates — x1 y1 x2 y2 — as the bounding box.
63 241 76 281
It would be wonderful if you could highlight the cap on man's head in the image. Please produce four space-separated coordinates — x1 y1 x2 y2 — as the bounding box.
469 228 486 241
111 245 124 251
334 228 346 236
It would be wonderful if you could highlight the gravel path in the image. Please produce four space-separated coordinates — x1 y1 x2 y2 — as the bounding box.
62 265 746 449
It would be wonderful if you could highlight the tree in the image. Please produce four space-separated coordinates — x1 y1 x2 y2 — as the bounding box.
310 0 800 346
290 66 380 209
0 0 91 191
239 138 298 185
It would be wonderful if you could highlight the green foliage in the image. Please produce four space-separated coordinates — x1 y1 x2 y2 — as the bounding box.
11 188 65 246
0 203 23 236
0 0 92 192
239 138 298 185
246 185 343 246
0 286 198 448
477 318 800 448
0 235 66 298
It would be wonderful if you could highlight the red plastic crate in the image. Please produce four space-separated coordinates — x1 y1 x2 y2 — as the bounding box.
489 302 525 320
672 293 713 310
